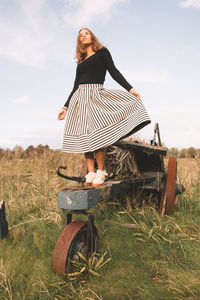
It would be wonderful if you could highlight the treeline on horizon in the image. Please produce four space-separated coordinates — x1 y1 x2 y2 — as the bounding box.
0 144 199 159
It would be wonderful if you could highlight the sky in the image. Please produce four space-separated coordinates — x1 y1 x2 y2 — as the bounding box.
0 0 200 150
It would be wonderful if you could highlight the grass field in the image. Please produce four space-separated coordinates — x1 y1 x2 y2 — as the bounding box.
0 151 200 300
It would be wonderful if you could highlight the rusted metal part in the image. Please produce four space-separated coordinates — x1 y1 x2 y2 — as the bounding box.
65 211 99 256
152 123 162 147
0 200 8 240
165 156 177 213
52 221 86 274
55 124 184 224
66 213 72 225
87 213 99 255
57 162 183 215
97 180 133 202
52 219 99 274
58 181 132 210
139 172 164 192
56 166 85 183
57 166 115 185
133 151 165 173
52 124 185 275
157 172 160 191
58 178 163 211
58 187 98 210
114 141 167 156
160 156 179 215
176 183 185 195
160 175 167 216
114 141 166 174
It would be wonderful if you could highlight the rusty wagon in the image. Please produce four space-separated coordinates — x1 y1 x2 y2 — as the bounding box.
52 123 184 275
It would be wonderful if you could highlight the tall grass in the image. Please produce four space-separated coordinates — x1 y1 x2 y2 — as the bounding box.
0 151 200 299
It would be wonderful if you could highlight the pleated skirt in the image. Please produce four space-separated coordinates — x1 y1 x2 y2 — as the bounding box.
62 83 151 153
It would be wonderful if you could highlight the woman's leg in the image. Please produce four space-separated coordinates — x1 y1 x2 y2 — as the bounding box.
92 148 107 187
85 152 95 173
95 148 106 170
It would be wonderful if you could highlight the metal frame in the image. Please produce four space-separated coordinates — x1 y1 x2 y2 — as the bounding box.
52 123 185 274
66 210 97 256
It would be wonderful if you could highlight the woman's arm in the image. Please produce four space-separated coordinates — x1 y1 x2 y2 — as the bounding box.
63 65 79 108
103 47 133 91
103 47 141 99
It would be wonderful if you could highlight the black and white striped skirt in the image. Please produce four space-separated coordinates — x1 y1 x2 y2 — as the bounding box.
62 83 151 153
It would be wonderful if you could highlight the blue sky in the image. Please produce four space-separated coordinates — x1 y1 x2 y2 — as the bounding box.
0 0 200 150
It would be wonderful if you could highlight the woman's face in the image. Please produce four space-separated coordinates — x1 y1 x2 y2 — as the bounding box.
79 29 92 46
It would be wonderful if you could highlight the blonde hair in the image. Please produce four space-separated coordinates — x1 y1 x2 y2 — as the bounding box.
75 28 103 63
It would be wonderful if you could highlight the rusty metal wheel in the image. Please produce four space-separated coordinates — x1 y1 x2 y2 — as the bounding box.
52 220 99 275
160 156 177 215
165 156 177 213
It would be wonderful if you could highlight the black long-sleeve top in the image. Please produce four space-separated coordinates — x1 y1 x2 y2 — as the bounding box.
64 47 133 107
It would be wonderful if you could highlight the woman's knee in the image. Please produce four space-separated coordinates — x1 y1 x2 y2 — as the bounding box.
85 151 94 159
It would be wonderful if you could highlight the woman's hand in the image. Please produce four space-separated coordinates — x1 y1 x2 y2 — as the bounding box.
129 88 141 100
57 107 67 120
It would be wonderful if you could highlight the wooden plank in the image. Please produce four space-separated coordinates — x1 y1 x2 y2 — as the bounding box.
58 181 133 210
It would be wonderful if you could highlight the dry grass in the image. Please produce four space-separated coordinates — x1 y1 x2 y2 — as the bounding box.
177 158 200 188
0 149 200 299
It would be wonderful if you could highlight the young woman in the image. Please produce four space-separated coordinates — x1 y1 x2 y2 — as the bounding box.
58 28 151 187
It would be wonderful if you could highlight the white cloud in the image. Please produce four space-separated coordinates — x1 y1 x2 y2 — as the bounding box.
0 0 128 67
0 0 55 67
13 96 30 104
180 0 200 9
62 0 128 28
